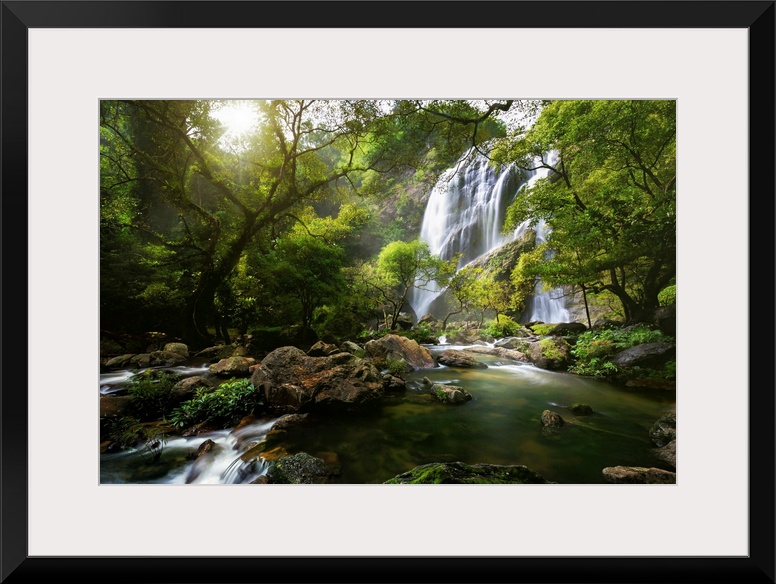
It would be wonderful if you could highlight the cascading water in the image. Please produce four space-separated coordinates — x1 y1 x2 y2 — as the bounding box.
408 148 570 324
514 216 571 323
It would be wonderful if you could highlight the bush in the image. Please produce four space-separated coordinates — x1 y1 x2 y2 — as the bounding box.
168 378 263 430
529 323 554 336
658 285 676 306
569 324 674 379
400 323 438 344
102 415 168 462
385 358 407 376
484 315 520 338
127 370 182 421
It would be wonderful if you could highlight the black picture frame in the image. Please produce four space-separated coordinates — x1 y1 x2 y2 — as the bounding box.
2 1 773 582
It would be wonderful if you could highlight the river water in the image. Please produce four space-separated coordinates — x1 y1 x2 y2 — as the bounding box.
100 343 675 485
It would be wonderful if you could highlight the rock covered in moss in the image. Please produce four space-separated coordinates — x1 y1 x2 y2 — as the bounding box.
266 452 331 484
250 346 384 413
541 409 565 431
649 412 676 447
602 466 676 484
432 383 472 404
385 461 550 484
364 334 436 372
568 403 594 415
653 439 676 468
436 349 488 369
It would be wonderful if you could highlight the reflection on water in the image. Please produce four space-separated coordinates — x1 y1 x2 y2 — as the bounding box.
100 347 675 485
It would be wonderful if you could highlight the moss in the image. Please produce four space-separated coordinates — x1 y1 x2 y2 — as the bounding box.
569 403 594 415
384 461 550 484
539 338 564 361
530 323 554 335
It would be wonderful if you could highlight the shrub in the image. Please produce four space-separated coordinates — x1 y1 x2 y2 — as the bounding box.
127 370 182 421
658 285 676 306
385 358 407 376
168 378 263 430
569 324 673 378
400 323 438 344
102 415 168 462
484 315 520 338
529 323 554 336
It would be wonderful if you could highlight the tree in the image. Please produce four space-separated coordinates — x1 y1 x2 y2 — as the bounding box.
363 240 451 330
100 99 393 346
493 100 676 323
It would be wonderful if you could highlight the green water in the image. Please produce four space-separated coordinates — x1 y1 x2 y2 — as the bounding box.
275 351 676 484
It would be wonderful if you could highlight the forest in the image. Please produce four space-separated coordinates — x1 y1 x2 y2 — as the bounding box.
101 99 675 346
100 99 677 485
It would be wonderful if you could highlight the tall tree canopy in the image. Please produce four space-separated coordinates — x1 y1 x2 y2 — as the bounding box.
100 99 514 345
493 100 676 323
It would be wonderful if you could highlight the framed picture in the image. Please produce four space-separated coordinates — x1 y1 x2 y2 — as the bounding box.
3 1 773 582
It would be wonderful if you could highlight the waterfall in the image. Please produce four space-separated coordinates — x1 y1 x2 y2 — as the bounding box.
408 148 570 324
518 216 571 323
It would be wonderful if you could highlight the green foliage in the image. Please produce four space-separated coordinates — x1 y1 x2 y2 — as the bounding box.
493 100 676 323
103 415 144 450
399 323 438 344
658 285 676 306
127 370 183 421
529 323 554 335
102 415 169 463
539 338 565 362
168 378 262 430
483 315 520 338
569 324 673 378
385 358 407 376
361 240 451 330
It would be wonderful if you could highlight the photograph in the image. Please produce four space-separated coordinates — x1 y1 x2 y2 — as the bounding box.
98 98 679 487
4 0 773 582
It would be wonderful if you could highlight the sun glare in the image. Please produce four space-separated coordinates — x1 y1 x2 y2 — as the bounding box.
212 100 259 142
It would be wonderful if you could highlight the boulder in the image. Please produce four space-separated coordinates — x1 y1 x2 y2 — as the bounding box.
100 339 125 357
266 452 331 484
100 395 133 417
340 341 365 357
649 413 676 447
269 413 310 433
436 349 488 369
170 376 215 402
385 462 550 484
250 346 384 413
163 342 189 357
653 440 676 468
364 334 436 372
104 354 136 369
652 304 676 337
494 336 535 350
547 322 587 336
209 356 257 377
382 374 407 393
432 383 472 405
541 410 565 432
602 466 676 484
611 342 675 368
307 341 340 357
527 338 571 370
196 345 239 361
464 345 530 363
130 350 187 368
568 403 594 415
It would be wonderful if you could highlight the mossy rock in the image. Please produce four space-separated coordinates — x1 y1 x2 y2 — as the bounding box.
384 461 550 484
568 403 594 415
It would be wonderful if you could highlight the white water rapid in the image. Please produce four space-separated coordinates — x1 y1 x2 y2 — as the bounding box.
408 148 570 323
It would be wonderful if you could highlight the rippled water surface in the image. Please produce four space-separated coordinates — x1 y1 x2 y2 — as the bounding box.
100 346 675 485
